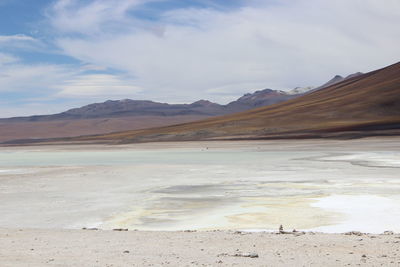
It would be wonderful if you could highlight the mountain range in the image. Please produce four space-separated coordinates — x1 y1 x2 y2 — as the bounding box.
0 71 364 143
2 71 362 123
60 61 400 144
1 87 307 123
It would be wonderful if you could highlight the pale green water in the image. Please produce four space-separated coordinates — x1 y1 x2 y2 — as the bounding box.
0 150 302 167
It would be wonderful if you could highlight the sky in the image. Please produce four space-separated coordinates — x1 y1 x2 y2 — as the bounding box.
0 0 399 117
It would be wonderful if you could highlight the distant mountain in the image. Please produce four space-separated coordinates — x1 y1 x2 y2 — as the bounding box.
2 99 226 123
0 72 361 143
345 72 363 80
319 75 345 89
0 88 308 143
311 72 364 92
226 89 296 111
62 99 227 118
0 72 362 124
1 89 305 123
70 62 399 143
287 86 315 95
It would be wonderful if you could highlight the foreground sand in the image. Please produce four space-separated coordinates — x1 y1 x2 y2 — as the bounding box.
1 229 399 266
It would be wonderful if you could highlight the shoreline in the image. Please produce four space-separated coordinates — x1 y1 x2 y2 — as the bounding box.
1 135 399 150
1 228 399 266
2 132 400 147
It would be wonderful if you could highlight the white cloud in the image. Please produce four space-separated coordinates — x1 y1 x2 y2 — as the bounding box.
48 0 153 35
0 53 19 65
0 34 36 43
46 0 400 104
0 34 43 52
0 62 80 116
0 104 67 118
0 34 35 42
80 64 109 71
0 63 73 93
0 58 142 101
0 61 141 96
0 61 144 116
56 73 142 97
2 0 400 117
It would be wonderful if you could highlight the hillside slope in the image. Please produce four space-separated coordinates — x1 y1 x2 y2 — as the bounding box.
0 88 305 142
74 62 400 143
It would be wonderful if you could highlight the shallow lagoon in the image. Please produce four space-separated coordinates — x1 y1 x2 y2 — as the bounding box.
0 139 399 233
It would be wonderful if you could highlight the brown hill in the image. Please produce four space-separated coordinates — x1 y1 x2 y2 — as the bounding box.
1 72 356 144
0 115 211 143
70 61 400 143
0 88 306 143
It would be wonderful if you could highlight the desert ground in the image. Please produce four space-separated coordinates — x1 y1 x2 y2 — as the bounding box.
0 138 399 266
1 229 400 266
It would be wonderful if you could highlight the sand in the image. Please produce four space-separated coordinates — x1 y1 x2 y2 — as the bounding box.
1 229 399 266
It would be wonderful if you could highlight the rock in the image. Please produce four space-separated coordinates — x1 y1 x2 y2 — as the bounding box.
249 253 259 258
233 230 249 235
113 228 128 231
277 225 306 235
82 227 99 231
123 250 130 253
384 231 394 235
233 252 259 258
344 231 363 236
217 253 228 257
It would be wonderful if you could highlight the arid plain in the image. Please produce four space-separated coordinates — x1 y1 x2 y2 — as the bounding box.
1 138 400 265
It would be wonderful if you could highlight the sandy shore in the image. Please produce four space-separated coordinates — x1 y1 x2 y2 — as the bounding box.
1 229 399 266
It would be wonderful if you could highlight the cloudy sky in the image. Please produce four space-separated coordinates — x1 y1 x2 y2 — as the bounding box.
0 0 399 117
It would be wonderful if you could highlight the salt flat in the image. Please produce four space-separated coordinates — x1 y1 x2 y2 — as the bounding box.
0 138 399 233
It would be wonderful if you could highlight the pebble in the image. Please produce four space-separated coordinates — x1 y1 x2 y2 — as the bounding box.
233 252 259 258
344 231 363 236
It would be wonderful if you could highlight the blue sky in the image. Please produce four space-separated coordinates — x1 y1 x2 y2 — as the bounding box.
0 0 399 117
